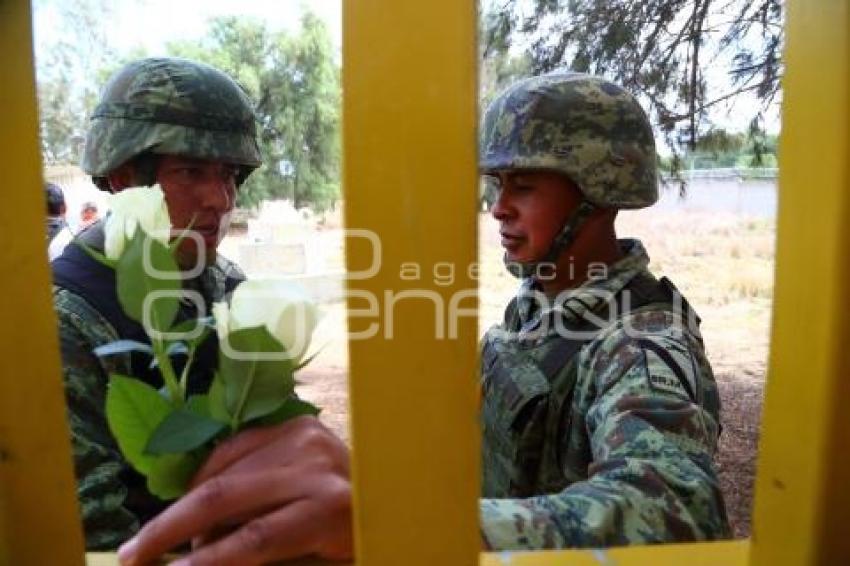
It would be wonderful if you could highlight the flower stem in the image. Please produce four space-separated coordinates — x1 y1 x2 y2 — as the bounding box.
178 346 196 394
230 358 257 432
154 342 183 407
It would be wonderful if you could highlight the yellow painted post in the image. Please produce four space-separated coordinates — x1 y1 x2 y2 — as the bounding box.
2 0 846 565
0 1 86 563
342 0 480 564
750 1 850 565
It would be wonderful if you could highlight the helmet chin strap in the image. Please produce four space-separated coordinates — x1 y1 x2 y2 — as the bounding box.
505 199 597 279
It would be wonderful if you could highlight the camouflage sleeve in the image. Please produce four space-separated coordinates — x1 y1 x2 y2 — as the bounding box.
480 313 730 549
54 288 140 550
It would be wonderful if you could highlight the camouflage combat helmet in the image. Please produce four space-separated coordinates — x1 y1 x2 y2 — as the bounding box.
82 57 262 186
480 71 658 278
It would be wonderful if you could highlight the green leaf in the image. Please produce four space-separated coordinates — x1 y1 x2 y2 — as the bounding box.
115 228 181 332
218 326 296 428
186 394 212 418
145 405 226 455
294 345 323 371
207 373 231 424
146 452 204 500
106 375 172 475
170 317 215 348
256 396 320 427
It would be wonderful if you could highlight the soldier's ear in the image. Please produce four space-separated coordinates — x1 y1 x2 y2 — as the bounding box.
105 162 136 193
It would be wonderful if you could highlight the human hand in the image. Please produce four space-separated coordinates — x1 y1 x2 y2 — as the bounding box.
117 416 353 565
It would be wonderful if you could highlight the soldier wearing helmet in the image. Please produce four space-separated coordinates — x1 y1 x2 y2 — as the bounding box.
478 73 730 548
52 58 352 561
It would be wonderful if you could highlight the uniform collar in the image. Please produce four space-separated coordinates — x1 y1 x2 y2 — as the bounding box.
513 238 650 333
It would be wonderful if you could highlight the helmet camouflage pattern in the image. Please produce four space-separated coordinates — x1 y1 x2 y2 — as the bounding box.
82 57 262 177
480 72 658 209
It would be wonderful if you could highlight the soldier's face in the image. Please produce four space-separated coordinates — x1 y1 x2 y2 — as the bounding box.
487 170 581 262
156 155 240 267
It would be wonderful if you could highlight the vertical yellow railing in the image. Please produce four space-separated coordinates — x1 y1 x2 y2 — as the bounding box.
749 1 850 565
0 1 86 564
0 0 847 564
343 1 480 564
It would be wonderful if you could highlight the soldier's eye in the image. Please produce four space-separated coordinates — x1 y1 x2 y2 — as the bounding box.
173 167 201 181
483 176 501 190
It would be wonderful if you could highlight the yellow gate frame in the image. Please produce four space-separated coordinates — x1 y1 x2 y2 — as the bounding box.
1 0 847 564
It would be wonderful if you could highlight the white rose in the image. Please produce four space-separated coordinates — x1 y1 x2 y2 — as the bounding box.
104 185 172 260
213 279 318 364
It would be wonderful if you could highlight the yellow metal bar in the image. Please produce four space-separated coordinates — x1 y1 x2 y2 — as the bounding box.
750 1 850 565
342 0 480 564
481 540 749 566
0 1 86 563
8 1 849 565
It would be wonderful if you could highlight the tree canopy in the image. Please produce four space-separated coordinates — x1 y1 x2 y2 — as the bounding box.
167 14 341 210
35 3 341 212
36 0 781 206
35 0 117 164
481 0 783 152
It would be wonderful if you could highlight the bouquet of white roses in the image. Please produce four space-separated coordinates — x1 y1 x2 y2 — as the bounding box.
85 186 319 499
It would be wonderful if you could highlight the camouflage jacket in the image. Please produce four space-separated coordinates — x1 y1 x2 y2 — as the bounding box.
53 222 245 550
480 239 731 549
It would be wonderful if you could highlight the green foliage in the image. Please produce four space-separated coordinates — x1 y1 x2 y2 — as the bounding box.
34 5 341 212
166 14 341 212
479 16 532 109
257 396 321 427
101 228 318 501
106 375 203 499
106 375 172 476
482 0 784 154
115 229 180 332
146 452 205 500
34 0 118 164
678 123 778 169
218 326 297 427
145 406 227 455
208 373 231 423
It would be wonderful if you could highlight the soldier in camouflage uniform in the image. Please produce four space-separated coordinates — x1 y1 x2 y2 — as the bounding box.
57 58 353 563
52 57 261 549
478 72 731 549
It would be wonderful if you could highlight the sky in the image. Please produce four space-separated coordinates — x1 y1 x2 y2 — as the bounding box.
33 0 342 56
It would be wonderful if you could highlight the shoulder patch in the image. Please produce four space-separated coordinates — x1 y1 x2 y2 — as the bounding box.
640 340 697 402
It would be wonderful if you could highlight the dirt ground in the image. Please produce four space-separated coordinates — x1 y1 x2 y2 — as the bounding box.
272 205 773 540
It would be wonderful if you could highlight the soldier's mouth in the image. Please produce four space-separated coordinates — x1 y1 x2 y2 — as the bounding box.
500 232 524 250
192 225 221 247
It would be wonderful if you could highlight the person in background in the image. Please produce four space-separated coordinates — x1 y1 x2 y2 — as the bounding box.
79 200 100 228
45 181 67 243
46 182 73 261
